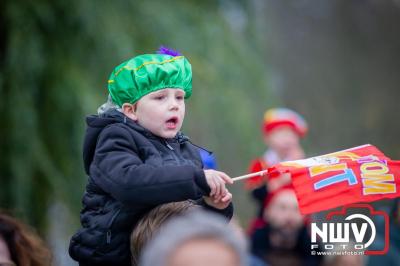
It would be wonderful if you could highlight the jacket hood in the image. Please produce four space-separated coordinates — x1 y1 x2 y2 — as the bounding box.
83 109 156 175
83 110 123 174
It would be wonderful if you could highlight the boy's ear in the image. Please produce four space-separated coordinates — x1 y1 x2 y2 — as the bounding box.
122 103 138 121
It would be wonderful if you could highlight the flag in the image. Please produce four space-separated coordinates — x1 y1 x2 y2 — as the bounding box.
269 144 400 214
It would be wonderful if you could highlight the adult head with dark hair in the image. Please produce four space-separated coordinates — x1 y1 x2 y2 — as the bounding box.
0 212 52 266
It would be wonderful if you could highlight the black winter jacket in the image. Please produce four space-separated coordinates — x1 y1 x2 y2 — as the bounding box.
69 110 233 265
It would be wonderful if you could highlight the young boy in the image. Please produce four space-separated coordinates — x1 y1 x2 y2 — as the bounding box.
249 187 322 266
69 49 233 266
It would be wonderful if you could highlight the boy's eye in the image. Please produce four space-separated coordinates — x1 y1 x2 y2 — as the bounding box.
176 95 184 100
154 95 165 100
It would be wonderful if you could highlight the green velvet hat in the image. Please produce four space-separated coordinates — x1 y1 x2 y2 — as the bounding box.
107 53 192 107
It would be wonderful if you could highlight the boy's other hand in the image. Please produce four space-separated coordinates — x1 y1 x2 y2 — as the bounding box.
204 170 233 198
203 191 232 210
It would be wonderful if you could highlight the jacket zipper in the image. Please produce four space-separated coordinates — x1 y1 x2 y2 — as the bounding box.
106 208 121 244
164 140 182 164
164 140 174 150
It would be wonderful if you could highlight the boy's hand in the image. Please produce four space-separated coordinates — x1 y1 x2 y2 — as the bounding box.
203 170 233 199
203 191 232 210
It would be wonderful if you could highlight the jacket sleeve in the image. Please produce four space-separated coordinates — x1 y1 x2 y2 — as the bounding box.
91 126 211 206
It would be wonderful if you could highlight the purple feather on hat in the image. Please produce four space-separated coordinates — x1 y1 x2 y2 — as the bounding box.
157 46 182 56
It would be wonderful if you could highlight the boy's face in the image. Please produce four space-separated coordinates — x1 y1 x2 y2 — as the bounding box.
123 88 185 139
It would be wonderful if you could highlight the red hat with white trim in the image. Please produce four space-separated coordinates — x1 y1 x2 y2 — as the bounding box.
262 108 308 137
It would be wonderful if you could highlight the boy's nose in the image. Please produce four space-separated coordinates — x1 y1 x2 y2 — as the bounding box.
168 98 180 110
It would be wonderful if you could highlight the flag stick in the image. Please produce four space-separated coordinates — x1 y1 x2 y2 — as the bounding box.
232 170 269 182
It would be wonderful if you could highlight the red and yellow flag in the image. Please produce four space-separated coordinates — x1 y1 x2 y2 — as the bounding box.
269 144 400 214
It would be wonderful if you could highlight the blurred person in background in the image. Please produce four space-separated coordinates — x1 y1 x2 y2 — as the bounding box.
0 212 52 266
245 108 308 232
324 255 363 266
249 187 322 266
323 241 364 266
367 198 400 266
139 210 248 266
